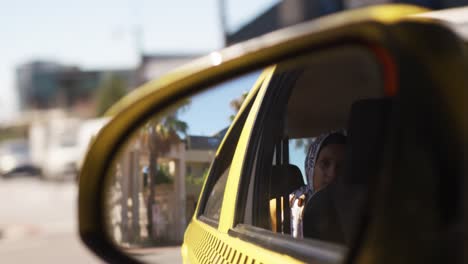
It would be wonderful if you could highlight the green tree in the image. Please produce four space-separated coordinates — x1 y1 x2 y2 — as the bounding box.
146 102 189 241
95 75 127 116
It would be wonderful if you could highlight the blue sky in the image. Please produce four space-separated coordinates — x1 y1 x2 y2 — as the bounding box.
0 0 278 122
178 70 309 178
177 69 309 178
178 70 261 136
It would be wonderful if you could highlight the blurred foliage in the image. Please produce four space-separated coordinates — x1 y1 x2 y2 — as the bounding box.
0 126 28 143
155 165 173 184
186 168 209 186
229 91 248 121
146 100 190 240
145 99 190 153
95 75 127 116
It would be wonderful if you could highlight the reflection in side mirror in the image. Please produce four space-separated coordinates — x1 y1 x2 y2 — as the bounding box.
103 71 261 251
101 45 384 262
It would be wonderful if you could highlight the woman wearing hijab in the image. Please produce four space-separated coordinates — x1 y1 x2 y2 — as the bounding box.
290 130 346 241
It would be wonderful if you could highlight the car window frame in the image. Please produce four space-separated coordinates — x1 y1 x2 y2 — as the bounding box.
230 43 389 261
234 65 305 228
196 76 262 227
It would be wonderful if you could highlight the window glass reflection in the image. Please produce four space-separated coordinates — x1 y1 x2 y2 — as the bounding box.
105 71 260 248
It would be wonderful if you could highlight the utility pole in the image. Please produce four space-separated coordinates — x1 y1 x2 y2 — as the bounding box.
128 0 144 61
128 0 145 88
133 25 144 62
218 0 228 47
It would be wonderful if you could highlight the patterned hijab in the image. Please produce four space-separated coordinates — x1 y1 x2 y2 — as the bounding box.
305 129 347 193
290 129 346 238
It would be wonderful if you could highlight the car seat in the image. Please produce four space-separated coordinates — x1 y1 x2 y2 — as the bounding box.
269 164 304 234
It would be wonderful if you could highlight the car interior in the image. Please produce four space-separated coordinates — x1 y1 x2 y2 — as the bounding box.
241 44 395 246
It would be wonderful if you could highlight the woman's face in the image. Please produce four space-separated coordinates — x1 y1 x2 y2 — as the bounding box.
313 143 346 191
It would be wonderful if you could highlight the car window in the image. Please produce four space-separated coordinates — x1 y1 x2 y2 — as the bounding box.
199 79 260 224
289 138 314 183
202 158 230 221
236 45 387 249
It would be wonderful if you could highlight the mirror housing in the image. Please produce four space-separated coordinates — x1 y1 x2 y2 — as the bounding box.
78 4 466 263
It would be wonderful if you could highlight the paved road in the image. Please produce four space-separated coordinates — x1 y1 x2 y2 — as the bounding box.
0 177 103 263
0 177 181 263
0 232 104 263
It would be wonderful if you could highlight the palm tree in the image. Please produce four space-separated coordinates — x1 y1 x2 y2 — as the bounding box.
145 106 188 242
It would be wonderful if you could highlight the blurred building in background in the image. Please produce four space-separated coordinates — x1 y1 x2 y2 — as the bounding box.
16 61 136 117
8 52 203 181
14 54 200 120
110 127 224 245
16 61 75 110
136 53 201 85
224 0 461 45
16 53 200 116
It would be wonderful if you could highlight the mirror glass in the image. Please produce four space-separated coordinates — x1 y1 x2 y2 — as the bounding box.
104 70 261 250
103 45 387 262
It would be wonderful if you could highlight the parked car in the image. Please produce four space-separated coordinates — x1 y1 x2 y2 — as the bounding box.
78 5 467 264
0 139 41 178
75 117 110 171
42 121 81 181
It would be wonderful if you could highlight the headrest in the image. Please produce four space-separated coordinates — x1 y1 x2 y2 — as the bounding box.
344 98 393 184
270 164 305 198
